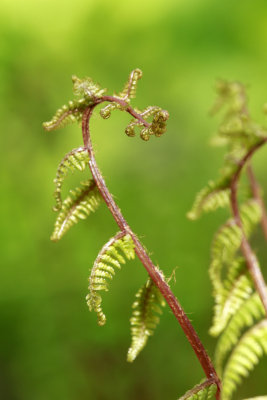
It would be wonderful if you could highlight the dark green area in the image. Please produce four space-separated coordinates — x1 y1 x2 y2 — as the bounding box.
0 0 266 399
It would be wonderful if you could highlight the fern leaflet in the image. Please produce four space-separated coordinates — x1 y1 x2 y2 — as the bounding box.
187 181 230 220
86 232 135 326
53 147 89 211
127 276 166 362
222 320 267 400
178 380 217 400
215 292 265 374
51 179 101 241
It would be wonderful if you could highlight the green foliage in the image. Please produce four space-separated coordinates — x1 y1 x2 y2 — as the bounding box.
86 233 135 326
51 180 102 241
190 80 267 400
53 147 89 211
43 76 106 131
178 380 217 400
127 275 166 362
187 181 230 220
222 320 267 400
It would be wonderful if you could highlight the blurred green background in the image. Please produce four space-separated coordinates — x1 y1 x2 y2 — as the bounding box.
1 0 267 399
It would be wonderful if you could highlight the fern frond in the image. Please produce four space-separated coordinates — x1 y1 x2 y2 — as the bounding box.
222 319 267 400
43 75 106 131
119 68 143 100
127 276 166 362
53 147 89 211
187 181 230 220
210 259 253 337
86 232 135 326
210 220 242 293
215 292 265 374
51 179 101 241
178 380 217 400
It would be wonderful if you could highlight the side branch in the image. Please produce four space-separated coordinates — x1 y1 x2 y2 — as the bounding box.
82 107 221 398
230 139 267 316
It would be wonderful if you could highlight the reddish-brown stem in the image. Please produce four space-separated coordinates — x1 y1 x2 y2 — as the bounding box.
246 164 267 241
230 139 267 316
82 106 221 398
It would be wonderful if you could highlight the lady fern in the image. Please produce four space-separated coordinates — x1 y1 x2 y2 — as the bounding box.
189 80 267 400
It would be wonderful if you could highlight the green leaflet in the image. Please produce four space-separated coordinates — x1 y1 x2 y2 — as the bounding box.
43 76 106 131
222 320 267 400
51 179 102 241
86 232 135 326
127 276 166 362
240 199 262 237
178 380 217 400
187 181 230 220
53 147 89 211
215 292 265 375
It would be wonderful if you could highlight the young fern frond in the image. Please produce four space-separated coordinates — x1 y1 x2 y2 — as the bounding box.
86 232 135 326
53 147 89 211
214 291 265 375
222 320 267 400
43 76 106 131
127 276 166 363
51 180 101 241
187 181 230 220
178 380 217 400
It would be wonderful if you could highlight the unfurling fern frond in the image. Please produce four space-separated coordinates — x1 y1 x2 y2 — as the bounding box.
86 232 135 326
215 292 265 375
43 75 106 131
127 276 166 362
187 181 230 220
51 180 101 241
222 320 267 400
53 147 89 211
178 380 217 400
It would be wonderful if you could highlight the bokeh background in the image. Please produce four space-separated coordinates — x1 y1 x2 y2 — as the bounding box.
1 0 267 399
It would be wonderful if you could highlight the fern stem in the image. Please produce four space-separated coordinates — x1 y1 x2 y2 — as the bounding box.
82 106 221 398
230 139 267 317
179 378 216 400
246 164 267 242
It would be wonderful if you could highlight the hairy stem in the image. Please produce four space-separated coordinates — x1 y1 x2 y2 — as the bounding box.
82 106 221 397
246 164 267 241
230 140 267 316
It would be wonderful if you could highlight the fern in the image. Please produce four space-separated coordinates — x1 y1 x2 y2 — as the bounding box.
215 292 265 375
53 147 89 211
178 380 217 400
187 181 230 220
51 179 101 241
222 320 267 400
86 232 135 326
43 75 106 131
127 276 166 362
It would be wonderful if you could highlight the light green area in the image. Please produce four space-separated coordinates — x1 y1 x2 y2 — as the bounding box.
1 0 267 399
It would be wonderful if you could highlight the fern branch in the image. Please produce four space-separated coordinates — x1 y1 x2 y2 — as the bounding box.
51 179 101 241
222 319 267 400
86 232 135 326
127 276 166 362
53 147 89 211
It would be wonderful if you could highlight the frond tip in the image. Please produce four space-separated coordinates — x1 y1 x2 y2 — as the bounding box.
51 179 102 241
127 276 166 362
86 232 135 326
